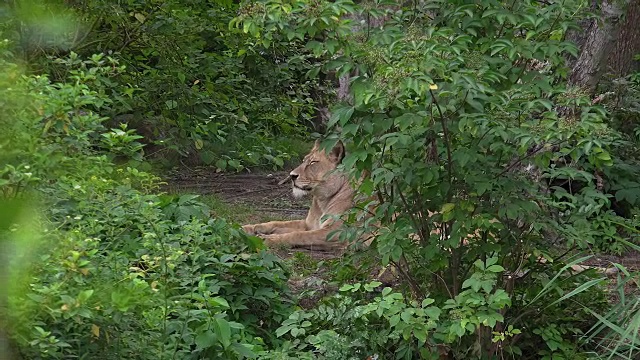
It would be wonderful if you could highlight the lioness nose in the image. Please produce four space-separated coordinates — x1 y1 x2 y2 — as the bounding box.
289 172 298 181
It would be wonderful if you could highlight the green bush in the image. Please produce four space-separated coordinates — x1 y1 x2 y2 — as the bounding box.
1 0 319 170
236 0 638 358
1 44 292 359
7 185 292 359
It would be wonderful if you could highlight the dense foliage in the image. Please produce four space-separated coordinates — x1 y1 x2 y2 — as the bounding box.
1 0 319 170
236 0 640 358
0 47 294 359
1 0 640 359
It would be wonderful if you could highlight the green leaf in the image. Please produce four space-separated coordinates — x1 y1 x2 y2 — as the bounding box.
243 234 266 251
242 21 251 34
597 151 611 161
364 281 382 291
486 265 504 273
231 343 257 358
389 314 400 327
548 278 605 308
327 106 354 128
424 306 441 319
77 289 94 303
213 317 232 348
215 159 227 170
276 324 293 337
165 100 177 110
339 284 354 292
422 298 435 307
209 297 229 309
324 59 346 71
134 13 146 23
461 278 476 290
200 150 216 165
415 329 427 346
391 246 403 262
485 257 498 267
441 203 455 213
526 255 595 306
441 203 455 221
306 66 321 78
195 330 216 349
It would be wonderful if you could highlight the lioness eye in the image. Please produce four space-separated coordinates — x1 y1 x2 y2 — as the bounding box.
309 160 318 165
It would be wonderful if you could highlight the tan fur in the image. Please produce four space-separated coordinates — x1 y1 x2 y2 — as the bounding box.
242 140 354 250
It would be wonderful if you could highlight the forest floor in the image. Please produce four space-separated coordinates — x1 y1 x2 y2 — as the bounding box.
163 166 640 300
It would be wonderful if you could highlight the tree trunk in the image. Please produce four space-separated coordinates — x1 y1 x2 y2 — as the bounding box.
312 5 396 131
568 0 627 92
608 0 640 76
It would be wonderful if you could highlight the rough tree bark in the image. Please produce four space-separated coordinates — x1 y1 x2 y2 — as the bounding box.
567 0 626 92
609 0 640 76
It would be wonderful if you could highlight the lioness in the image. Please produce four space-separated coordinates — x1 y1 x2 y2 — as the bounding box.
242 140 353 250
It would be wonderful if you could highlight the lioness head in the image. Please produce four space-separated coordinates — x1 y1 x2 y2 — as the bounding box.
289 140 346 199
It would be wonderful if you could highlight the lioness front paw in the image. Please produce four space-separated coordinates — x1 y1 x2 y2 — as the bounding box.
241 224 256 235
253 224 274 235
260 234 282 246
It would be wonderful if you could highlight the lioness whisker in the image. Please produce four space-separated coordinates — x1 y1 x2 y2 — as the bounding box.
278 175 291 185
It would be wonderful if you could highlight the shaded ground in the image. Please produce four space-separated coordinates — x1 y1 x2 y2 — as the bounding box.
583 251 640 271
165 168 307 221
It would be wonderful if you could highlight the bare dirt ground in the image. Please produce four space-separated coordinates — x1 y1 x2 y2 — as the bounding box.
583 251 640 271
165 168 305 217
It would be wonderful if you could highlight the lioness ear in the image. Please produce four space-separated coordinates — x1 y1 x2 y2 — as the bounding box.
329 140 345 163
312 140 321 150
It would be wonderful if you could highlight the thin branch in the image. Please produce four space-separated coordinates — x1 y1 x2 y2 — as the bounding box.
494 140 564 179
396 181 426 243
429 88 453 193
